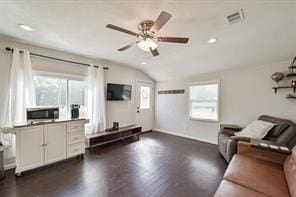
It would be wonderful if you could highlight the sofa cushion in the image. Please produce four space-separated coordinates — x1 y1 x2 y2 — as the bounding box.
234 120 275 139
275 126 296 149
259 115 291 137
284 145 296 197
214 180 267 197
224 155 290 197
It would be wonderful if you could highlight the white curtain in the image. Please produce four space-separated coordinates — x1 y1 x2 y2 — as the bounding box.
86 65 106 134
0 48 35 163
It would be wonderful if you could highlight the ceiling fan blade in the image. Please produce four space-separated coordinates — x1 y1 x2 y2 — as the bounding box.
118 41 139 51
151 11 172 33
106 24 139 37
156 37 189 44
150 48 159 56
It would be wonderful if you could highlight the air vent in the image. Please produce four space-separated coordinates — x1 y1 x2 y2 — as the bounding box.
158 89 185 95
226 9 245 24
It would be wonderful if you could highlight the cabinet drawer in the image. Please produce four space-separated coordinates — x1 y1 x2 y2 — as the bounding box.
67 121 84 133
67 143 85 158
67 132 84 145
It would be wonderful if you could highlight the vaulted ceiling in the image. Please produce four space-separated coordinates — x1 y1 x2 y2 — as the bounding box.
0 0 295 81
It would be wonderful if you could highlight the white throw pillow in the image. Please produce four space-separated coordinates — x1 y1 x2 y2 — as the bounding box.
234 120 276 139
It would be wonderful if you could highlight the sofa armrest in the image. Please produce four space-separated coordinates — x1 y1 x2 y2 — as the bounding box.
220 124 242 131
230 136 251 142
237 141 287 165
219 124 242 136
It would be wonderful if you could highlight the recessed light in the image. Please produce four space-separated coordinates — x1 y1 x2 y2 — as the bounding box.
208 38 217 44
141 62 147 65
18 24 34 31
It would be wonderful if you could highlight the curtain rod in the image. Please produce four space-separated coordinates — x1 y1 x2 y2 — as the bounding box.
5 47 109 70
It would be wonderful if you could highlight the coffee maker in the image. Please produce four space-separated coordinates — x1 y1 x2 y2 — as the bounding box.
71 104 80 119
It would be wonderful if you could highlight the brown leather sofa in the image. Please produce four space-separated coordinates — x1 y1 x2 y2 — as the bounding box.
218 115 296 162
214 141 296 197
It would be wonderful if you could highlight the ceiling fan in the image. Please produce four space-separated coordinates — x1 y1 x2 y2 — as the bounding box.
106 11 189 57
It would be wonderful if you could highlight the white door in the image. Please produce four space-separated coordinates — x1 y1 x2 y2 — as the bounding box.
135 81 154 131
16 126 44 173
44 123 67 164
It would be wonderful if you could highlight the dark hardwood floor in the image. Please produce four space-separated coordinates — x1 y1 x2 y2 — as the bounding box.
0 131 227 197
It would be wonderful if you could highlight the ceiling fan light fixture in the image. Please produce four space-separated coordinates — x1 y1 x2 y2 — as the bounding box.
137 38 158 52
107 11 189 57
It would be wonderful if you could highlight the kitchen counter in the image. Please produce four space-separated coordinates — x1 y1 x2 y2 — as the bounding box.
12 118 88 175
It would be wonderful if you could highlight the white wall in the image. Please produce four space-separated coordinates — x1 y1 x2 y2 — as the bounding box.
0 36 154 129
155 61 296 144
104 62 153 128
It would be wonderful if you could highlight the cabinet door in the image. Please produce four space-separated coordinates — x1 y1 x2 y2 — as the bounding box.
16 126 44 173
44 123 67 164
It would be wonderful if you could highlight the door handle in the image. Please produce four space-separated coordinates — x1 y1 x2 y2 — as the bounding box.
137 111 140 113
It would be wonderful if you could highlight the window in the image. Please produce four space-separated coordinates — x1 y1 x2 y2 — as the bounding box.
69 80 86 117
34 76 68 118
34 73 86 119
140 86 150 109
189 81 220 122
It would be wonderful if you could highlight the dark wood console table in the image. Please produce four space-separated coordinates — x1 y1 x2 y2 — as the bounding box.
85 125 142 149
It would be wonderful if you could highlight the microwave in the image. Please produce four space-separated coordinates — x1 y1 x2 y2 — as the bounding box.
27 107 59 121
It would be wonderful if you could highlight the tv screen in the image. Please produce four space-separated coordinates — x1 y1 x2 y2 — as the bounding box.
107 83 132 101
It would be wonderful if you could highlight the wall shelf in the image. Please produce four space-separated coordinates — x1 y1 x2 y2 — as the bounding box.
286 73 296 77
273 57 296 97
286 96 296 99
272 86 296 94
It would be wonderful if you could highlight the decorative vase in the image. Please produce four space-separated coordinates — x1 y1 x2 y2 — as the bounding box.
271 72 284 87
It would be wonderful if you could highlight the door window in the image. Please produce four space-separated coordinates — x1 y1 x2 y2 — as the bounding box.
140 86 150 109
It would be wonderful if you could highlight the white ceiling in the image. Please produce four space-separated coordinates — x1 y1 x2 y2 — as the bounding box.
0 0 295 81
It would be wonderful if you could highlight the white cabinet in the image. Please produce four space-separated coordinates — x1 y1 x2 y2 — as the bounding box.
67 121 84 133
44 123 67 165
15 120 87 175
16 125 44 174
66 121 85 158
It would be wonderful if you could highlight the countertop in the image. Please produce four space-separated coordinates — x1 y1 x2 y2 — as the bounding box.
13 118 89 128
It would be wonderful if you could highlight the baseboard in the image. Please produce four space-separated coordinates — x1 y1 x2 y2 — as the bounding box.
153 128 216 145
140 130 152 134
4 163 16 171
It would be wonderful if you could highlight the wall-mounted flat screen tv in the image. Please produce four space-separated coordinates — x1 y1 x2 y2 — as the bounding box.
107 83 132 101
